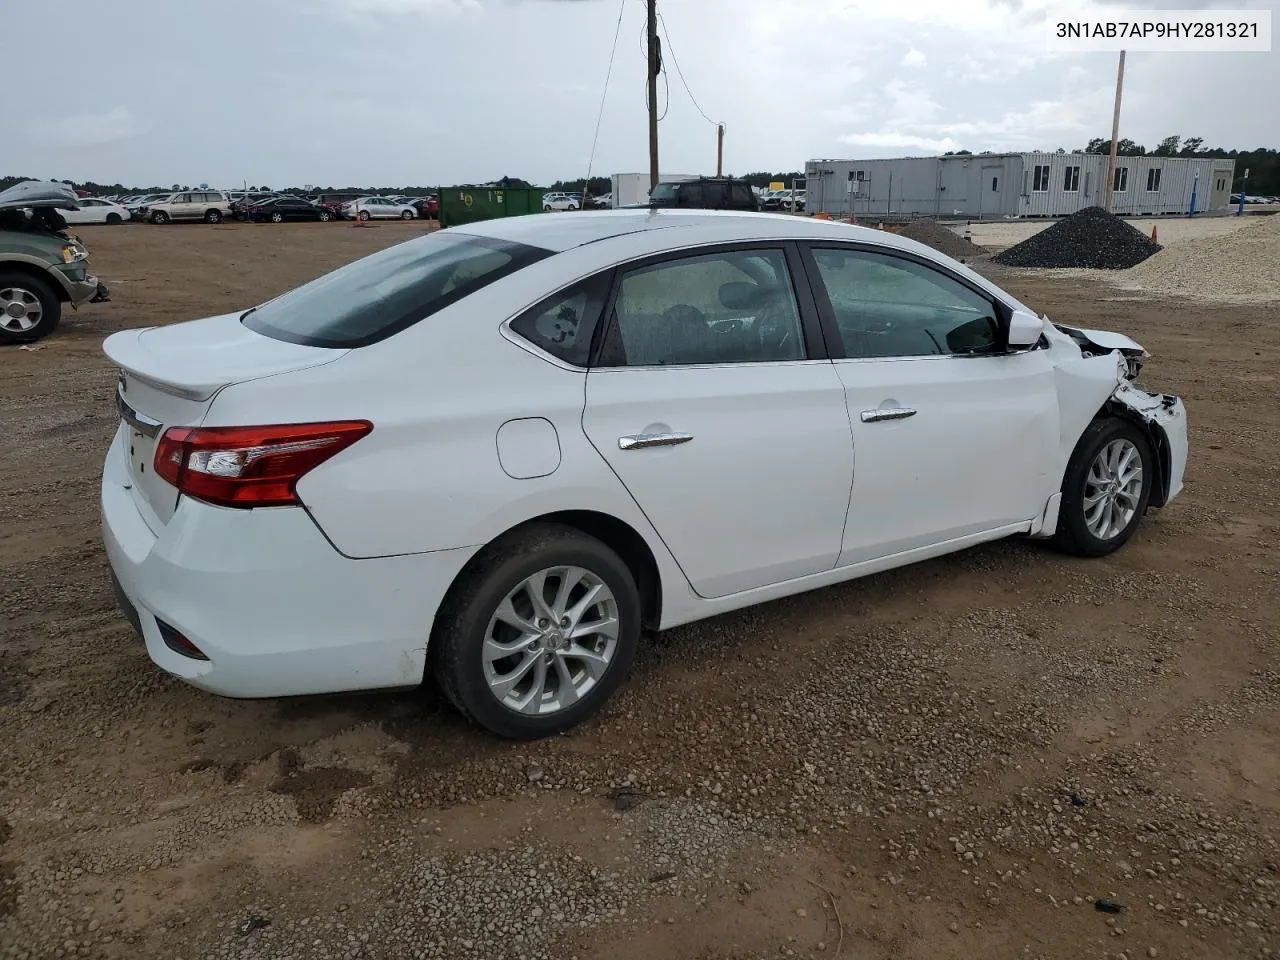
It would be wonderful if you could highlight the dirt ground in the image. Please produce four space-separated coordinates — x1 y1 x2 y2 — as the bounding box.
1 220 1278 960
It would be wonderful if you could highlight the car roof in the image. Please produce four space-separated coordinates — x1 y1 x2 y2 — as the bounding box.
450 209 922 255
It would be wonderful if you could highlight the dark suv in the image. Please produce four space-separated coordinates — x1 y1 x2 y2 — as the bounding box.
646 177 759 211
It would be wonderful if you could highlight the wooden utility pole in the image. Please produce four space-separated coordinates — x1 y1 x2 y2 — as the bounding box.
1104 49 1126 212
647 0 659 191
716 124 724 177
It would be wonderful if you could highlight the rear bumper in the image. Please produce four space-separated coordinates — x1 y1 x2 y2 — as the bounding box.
100 429 475 699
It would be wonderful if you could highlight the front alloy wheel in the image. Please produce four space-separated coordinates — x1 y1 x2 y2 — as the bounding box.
432 523 641 739
1052 417 1154 557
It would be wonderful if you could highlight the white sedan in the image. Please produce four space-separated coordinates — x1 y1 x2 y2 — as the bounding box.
101 210 1188 739
64 198 131 225
340 197 416 221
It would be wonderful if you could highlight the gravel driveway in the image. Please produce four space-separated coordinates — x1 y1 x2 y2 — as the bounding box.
1 223 1277 960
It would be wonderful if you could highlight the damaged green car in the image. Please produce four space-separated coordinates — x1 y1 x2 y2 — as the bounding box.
0 180 110 344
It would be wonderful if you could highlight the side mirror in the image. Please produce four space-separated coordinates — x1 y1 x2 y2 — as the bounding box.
1006 310 1043 349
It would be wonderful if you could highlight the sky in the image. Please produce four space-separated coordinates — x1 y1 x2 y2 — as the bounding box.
5 0 1277 188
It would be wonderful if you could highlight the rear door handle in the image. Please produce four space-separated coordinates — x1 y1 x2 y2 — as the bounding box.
618 432 694 450
860 407 916 423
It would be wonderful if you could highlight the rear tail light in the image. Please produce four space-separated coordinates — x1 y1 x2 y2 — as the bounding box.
154 421 372 508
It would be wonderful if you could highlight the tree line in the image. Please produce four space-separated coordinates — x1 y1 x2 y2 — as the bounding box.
4 137 1275 200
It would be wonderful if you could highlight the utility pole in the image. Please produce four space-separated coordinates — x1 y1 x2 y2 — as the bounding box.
647 0 659 191
716 124 724 177
1104 49 1126 213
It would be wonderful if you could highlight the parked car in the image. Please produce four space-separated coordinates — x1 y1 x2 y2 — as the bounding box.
409 196 439 220
645 177 760 211
762 189 805 212
341 197 417 221
145 190 232 225
231 193 282 220
541 192 580 212
127 194 171 221
246 196 335 223
63 198 132 226
101 210 1189 740
0 180 110 344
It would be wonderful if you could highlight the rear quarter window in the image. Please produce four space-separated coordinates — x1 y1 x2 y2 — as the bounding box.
242 232 553 348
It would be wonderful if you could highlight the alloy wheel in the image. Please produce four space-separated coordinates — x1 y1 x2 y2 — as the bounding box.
1083 437 1143 539
0 286 42 334
483 566 620 716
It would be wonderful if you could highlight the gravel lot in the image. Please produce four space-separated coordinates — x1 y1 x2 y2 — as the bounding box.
2 221 1278 960
962 214 1266 252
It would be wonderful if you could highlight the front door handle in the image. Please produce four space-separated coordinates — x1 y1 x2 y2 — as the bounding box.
618 432 694 450
860 407 917 423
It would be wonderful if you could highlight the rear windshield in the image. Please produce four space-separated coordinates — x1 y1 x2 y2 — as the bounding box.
242 232 552 348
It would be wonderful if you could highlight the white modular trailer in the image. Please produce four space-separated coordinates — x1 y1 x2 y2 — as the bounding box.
610 172 700 208
805 153 1236 219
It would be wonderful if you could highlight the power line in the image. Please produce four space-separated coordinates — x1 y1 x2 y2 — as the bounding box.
585 0 629 190
656 3 719 127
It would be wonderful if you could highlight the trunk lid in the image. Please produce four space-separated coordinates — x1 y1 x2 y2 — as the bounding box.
104 312 346 529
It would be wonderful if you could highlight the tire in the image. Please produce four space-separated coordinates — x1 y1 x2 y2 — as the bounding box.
432 523 641 740
0 270 62 345
1052 417 1154 557
543 205 552 212
400 210 413 220
318 210 332 222
151 211 170 224
105 213 123 225
205 210 223 224
357 210 370 222
270 212 284 223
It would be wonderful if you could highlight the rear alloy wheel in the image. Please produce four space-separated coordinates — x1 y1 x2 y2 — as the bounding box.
400 210 413 220
543 205 552 212
318 210 332 222
270 211 284 223
106 212 123 225
0 272 61 345
205 210 223 224
432 523 641 739
1052 417 1154 557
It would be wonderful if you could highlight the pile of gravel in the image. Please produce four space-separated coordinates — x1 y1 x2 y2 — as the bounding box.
1122 213 1280 304
898 218 984 259
993 206 1161 270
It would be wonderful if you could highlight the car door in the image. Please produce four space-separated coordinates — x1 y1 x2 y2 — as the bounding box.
582 243 854 599
173 193 195 219
800 243 1060 566
64 200 96 224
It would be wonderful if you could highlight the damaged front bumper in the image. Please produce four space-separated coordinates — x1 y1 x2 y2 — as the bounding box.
1115 381 1188 507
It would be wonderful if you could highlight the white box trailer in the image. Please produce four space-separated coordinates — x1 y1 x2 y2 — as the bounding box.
610 172 699 208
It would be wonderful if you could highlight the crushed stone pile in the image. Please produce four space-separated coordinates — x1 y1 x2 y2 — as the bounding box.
898 219 984 259
993 206 1161 270
1123 214 1280 304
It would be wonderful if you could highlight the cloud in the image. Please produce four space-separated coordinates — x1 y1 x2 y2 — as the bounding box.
900 47 927 67
838 131 961 152
33 107 148 148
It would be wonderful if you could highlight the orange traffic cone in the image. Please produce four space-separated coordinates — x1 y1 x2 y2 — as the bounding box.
1151 224 1157 242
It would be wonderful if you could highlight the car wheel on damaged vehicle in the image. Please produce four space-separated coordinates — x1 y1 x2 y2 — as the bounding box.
0 272 60 344
431 523 641 740
1053 417 1153 557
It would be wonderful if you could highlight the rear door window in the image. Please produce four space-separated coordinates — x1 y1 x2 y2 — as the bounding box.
242 233 553 348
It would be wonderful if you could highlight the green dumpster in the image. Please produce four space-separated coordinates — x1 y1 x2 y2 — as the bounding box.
438 186 547 228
